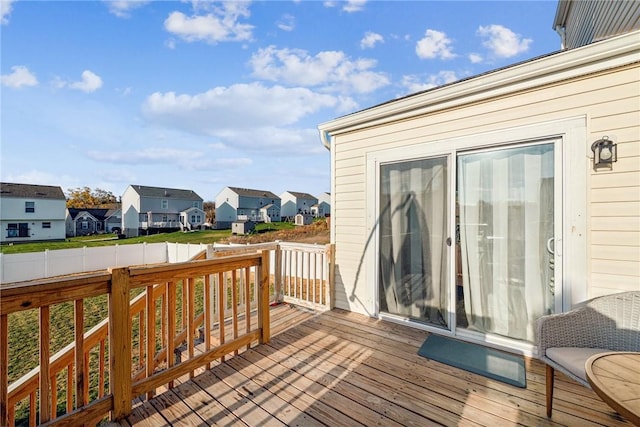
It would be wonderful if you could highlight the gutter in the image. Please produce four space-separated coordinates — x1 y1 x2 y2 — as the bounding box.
319 129 332 151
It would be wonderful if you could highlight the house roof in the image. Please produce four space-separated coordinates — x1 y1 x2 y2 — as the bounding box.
228 187 279 199
67 208 109 220
284 191 317 200
0 182 65 200
129 185 202 201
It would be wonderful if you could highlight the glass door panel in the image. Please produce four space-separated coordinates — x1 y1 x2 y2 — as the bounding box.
378 156 450 329
456 143 555 342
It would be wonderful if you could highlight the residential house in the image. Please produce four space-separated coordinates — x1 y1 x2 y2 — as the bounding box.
214 187 281 229
0 182 66 243
121 185 204 237
280 191 318 220
66 207 122 237
311 192 331 218
318 3 640 357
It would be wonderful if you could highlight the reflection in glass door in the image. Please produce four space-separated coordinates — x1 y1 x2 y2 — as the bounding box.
378 156 449 329
456 143 556 342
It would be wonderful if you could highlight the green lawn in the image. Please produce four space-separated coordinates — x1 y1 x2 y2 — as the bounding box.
0 222 297 254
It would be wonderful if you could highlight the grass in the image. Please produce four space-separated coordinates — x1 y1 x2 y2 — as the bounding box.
0 221 300 255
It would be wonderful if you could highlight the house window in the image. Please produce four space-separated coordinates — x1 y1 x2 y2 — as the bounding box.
161 199 169 209
7 223 29 237
42 222 51 228
25 201 35 213
82 221 88 230
193 201 200 208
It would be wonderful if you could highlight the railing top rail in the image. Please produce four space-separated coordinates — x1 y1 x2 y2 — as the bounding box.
0 272 112 315
126 251 265 288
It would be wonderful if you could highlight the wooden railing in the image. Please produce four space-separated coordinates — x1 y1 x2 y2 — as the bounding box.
210 242 335 312
1 250 272 426
0 242 333 426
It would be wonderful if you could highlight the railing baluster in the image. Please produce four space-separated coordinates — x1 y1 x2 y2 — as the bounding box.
99 339 106 398
29 390 36 427
204 274 212 369
145 284 155 400
39 305 52 423
51 372 57 419
302 252 315 302
232 270 239 356
0 314 8 427
74 299 85 409
167 281 176 390
83 348 89 406
217 272 225 362
187 277 195 378
275 244 282 303
66 363 73 413
244 267 251 351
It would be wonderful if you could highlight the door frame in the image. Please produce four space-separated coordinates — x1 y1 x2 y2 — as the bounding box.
365 116 587 355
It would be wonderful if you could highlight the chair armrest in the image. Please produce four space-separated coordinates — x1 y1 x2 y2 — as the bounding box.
536 307 601 357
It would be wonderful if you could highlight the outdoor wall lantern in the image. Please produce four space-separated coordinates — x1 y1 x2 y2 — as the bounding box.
591 136 617 170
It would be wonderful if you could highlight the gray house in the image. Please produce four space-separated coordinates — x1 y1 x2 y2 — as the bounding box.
121 185 204 237
66 207 122 237
215 187 281 229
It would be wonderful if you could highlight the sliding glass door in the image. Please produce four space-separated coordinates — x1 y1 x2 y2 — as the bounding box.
378 156 450 329
456 142 556 342
375 139 560 345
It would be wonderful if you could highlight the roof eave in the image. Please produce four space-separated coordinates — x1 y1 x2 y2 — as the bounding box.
318 30 640 137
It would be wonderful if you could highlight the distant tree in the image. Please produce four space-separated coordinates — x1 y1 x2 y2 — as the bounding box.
66 187 117 208
203 201 215 223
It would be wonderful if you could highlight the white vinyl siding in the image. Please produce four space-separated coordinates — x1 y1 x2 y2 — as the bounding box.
325 34 639 313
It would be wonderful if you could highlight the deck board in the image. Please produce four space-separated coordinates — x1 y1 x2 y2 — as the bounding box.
115 305 633 427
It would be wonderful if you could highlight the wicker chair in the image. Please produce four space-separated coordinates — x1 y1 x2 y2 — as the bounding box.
535 291 640 417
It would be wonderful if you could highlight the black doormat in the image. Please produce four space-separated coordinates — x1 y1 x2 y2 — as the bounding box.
418 334 526 388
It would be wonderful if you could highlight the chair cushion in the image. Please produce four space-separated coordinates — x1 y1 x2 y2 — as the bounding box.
546 347 610 381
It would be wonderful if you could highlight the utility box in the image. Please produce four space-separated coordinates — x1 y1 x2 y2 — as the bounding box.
232 220 255 235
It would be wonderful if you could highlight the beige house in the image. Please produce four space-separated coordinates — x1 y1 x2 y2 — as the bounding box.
318 15 639 354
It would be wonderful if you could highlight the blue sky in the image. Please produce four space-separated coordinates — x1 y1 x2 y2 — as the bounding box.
1 0 561 202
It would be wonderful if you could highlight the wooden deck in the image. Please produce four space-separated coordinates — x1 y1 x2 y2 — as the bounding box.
112 304 632 427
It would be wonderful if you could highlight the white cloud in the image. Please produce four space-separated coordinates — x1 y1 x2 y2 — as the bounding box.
277 14 295 31
1 65 38 88
400 70 458 94
249 46 389 94
4 170 77 188
87 147 253 171
142 83 337 133
105 1 150 18
164 2 253 44
477 24 532 58
1 0 14 25
323 0 366 12
468 53 483 64
58 70 103 93
416 29 456 60
360 31 383 49
343 0 367 12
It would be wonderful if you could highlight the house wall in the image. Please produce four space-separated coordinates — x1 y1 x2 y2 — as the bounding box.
325 34 639 314
0 197 66 243
556 0 640 49
122 187 141 237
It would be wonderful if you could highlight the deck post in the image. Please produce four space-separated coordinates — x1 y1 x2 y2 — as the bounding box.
258 250 271 344
109 267 132 420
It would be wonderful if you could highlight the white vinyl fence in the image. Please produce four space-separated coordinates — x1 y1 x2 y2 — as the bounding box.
0 242 208 283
